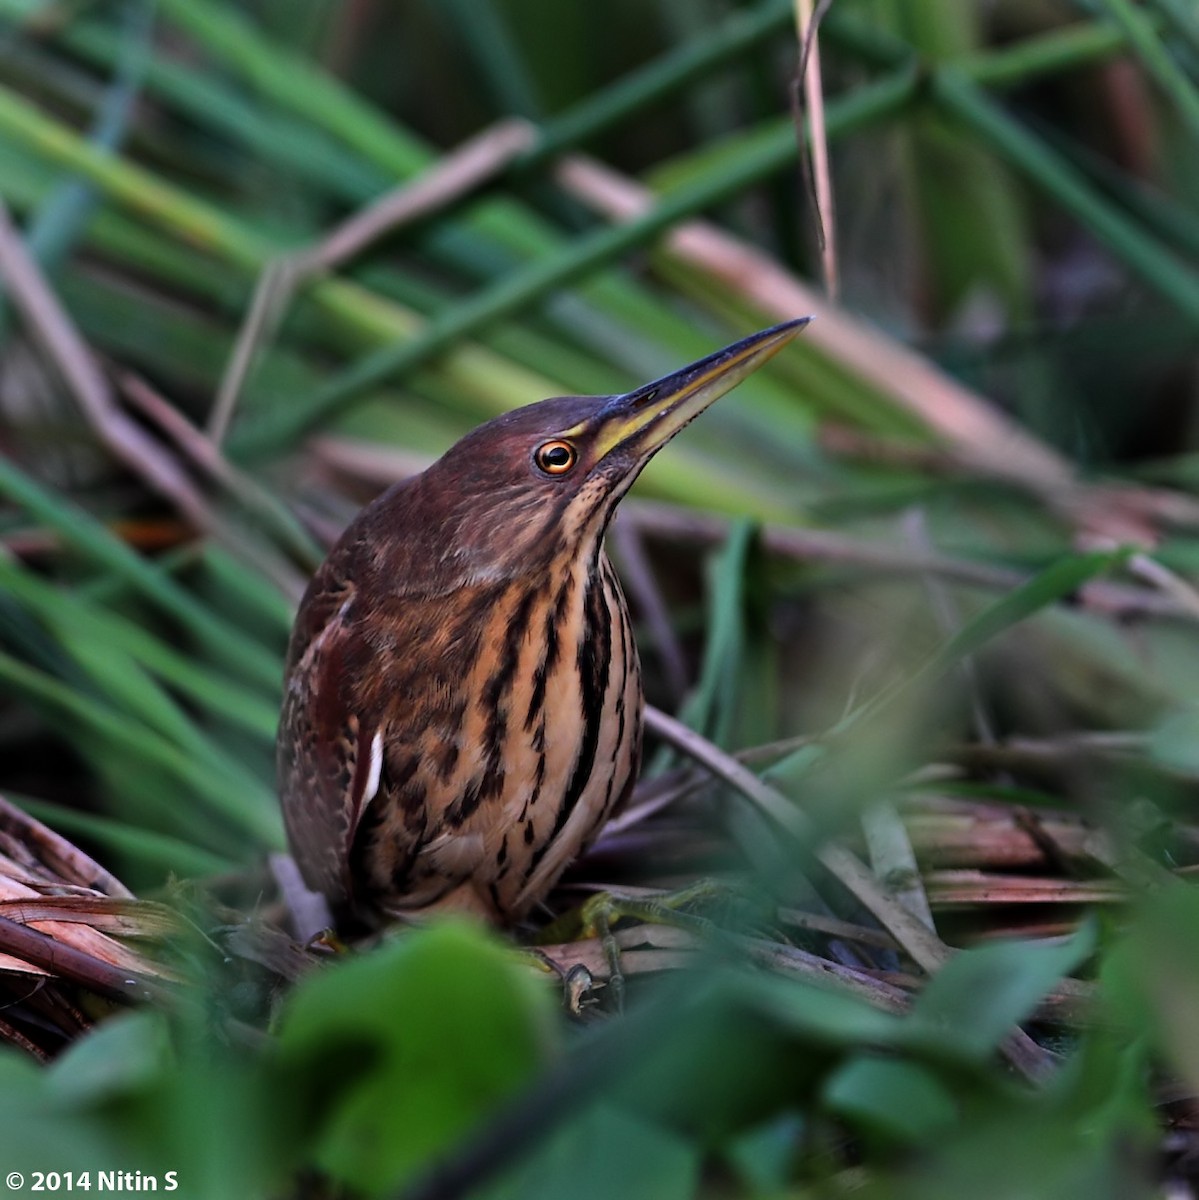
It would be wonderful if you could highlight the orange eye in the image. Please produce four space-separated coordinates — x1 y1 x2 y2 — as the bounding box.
534 440 577 475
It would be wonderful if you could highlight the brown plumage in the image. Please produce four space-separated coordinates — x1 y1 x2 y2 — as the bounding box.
277 319 808 924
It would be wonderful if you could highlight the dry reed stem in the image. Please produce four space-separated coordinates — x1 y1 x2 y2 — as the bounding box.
644 704 954 975
0 200 210 528
554 154 1075 495
793 0 839 301
209 119 536 443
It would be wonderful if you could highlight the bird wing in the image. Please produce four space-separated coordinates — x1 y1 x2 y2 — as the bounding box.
277 557 380 906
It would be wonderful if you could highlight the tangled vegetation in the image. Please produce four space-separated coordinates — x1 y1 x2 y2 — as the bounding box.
1 1 1199 1197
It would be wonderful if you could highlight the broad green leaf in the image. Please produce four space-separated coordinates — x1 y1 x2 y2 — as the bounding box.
1148 706 1199 774
909 922 1096 1062
823 1055 957 1144
0 1052 117 1176
273 921 557 1196
484 1104 698 1200
737 966 905 1048
1105 885 1199 1093
866 1115 1155 1200
722 1112 804 1194
45 1012 171 1106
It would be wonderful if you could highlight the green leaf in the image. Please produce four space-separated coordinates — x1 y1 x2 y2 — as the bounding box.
927 551 1128 673
742 967 904 1047
1097 0 1199 143
678 518 754 745
881 0 1033 323
1104 885 1199 1094
823 1055 957 1144
722 1112 804 1194
931 67 1199 325
45 1012 171 1106
1148 706 1199 774
909 922 1096 1062
273 921 557 1196
837 547 1129 735
483 1104 698 1200
874 1114 1156 1200
0 1052 117 1176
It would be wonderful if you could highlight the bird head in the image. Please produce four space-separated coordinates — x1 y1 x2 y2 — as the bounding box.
384 318 810 586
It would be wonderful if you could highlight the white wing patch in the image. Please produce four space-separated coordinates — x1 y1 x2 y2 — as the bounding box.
363 728 384 809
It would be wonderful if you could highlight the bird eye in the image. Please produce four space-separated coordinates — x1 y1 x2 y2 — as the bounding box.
534 440 577 475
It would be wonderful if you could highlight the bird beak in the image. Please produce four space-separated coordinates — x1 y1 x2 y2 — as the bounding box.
588 317 811 465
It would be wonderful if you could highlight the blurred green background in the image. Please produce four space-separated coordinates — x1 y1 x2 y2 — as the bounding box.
1 0 1199 1197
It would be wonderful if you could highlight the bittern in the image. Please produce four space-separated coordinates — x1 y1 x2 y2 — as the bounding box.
278 318 809 924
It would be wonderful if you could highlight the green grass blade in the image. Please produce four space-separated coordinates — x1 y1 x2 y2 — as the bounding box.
438 0 543 119
153 0 426 176
0 556 279 739
8 791 236 878
516 0 794 171
230 66 919 454
925 549 1131 672
1149 0 1199 59
21 0 152 270
931 69 1199 323
0 456 282 693
0 650 281 845
841 547 1132 735
678 519 755 747
1098 0 1199 141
